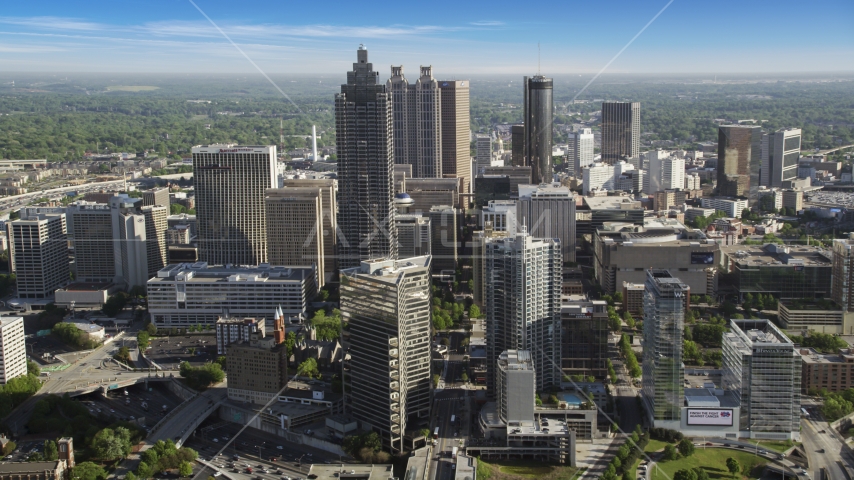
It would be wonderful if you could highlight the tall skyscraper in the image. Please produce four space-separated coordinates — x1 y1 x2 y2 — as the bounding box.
485 230 561 395
510 125 525 167
760 128 801 188
109 196 168 288
8 214 69 299
0 316 26 384
265 188 326 287
341 256 432 453
141 187 170 208
281 179 337 277
438 80 471 193
832 235 854 312
722 319 801 440
192 144 276 265
717 125 761 198
475 134 492 172
568 128 594 177
601 102 640 164
395 214 431 258
141 205 168 278
335 46 397 268
517 183 576 262
523 76 554 184
66 202 115 283
641 269 689 426
388 66 442 178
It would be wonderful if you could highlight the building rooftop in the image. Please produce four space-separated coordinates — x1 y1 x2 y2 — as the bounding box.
721 244 832 267
684 388 740 408
307 464 395 480
583 195 642 210
0 461 63 474
0 316 22 328
152 263 315 283
518 183 573 198
498 350 533 371
342 256 431 285
725 319 794 356
800 347 854 364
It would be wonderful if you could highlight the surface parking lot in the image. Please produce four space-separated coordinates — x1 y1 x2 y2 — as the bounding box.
145 334 218 369
75 382 185 430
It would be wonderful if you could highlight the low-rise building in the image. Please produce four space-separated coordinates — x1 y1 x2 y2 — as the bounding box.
720 244 832 300
700 197 749 218
226 321 288 405
148 262 316 330
800 347 854 394
0 316 26 384
0 437 73 480
778 299 854 334
622 282 644 316
215 317 265 355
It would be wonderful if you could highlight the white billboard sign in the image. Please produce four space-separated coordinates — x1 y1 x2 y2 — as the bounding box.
686 408 734 426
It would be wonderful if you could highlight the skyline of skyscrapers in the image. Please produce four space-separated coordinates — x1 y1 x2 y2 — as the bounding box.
717 124 762 198
192 144 277 266
335 46 398 269
523 76 554 184
8 213 69 299
601 102 640 165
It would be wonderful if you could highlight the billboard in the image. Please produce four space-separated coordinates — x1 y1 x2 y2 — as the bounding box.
687 408 734 426
691 252 715 264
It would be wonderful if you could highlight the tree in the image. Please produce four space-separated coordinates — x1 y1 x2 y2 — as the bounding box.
432 374 440 387
298 358 319 379
114 346 132 364
693 469 710 480
146 323 157 335
673 470 697 480
419 428 431 439
460 372 469 383
468 304 481 319
662 444 678 461
126 473 138 480
44 440 58 461
102 292 129 316
136 461 152 479
71 462 107 480
677 438 695 457
179 461 193 477
726 458 740 477
137 331 151 351
91 427 132 460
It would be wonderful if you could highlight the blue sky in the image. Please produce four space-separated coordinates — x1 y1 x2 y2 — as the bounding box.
1 0 852 74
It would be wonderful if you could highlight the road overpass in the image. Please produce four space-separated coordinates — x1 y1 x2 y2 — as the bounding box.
148 383 228 447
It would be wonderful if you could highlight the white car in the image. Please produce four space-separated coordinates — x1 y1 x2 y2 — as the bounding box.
213 439 219 443
277 446 284 450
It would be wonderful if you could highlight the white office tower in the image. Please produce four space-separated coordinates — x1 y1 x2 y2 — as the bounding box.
684 173 701 190
8 214 70 299
760 128 801 188
485 230 561 396
265 188 326 288
517 183 576 262
280 179 337 277
569 128 595 177
722 319 801 440
497 350 536 425
387 66 442 178
0 316 26 384
481 200 518 234
192 144 277 266
341 256 433 453
645 150 685 195
311 125 318 161
582 162 615 195
476 134 493 173
641 269 689 428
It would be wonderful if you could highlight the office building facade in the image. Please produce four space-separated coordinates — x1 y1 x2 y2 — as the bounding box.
335 46 397 268
147 262 316 330
601 102 640 164
569 128 594 177
833 235 854 312
265 188 325 287
560 297 608 379
517 183 576 262
227 322 288 405
395 215 431 258
215 317 265 355
8 214 69 299
0 316 26 384
642 270 689 426
476 134 493 173
438 80 471 193
192 144 276 266
67 202 115 283
722 319 801 440
485 232 561 395
280 179 337 277
388 66 442 179
510 125 525 167
428 205 457 274
717 125 761 197
645 151 685 195
142 187 170 208
341 256 433 453
761 129 801 188
523 76 554 184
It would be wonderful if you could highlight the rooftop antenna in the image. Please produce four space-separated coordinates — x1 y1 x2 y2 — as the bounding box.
537 42 541 76
280 119 284 153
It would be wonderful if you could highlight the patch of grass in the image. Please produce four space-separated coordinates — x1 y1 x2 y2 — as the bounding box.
106 85 160 92
645 439 670 453
477 458 578 480
650 448 767 480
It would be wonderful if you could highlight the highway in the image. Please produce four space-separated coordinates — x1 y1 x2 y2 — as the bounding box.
0 178 128 213
801 415 850 480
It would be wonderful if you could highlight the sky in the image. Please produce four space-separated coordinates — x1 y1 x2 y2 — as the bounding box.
1 0 853 75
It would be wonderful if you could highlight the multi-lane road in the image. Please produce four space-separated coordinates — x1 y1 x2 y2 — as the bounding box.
801 413 852 479
0 179 128 213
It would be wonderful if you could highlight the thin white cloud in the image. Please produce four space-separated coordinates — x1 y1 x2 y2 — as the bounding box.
0 16 105 31
0 44 64 53
470 21 504 26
